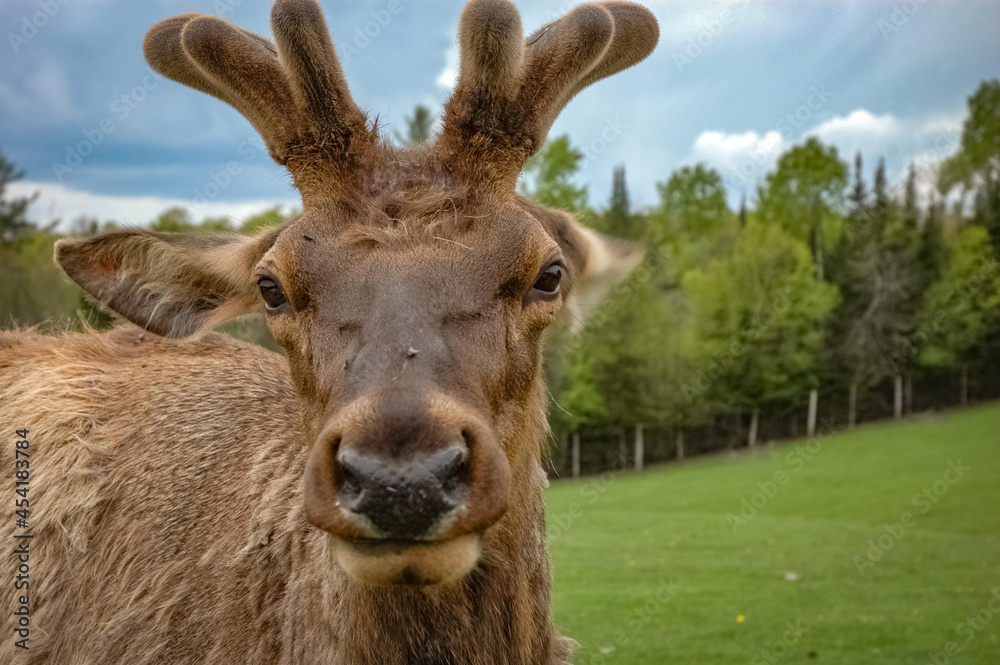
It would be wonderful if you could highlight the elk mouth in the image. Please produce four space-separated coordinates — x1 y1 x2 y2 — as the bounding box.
332 533 482 586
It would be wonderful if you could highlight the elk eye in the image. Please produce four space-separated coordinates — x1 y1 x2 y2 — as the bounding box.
533 264 563 295
257 277 287 310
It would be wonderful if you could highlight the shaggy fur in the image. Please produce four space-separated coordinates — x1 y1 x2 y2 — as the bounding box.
0 329 572 664
1 1 657 662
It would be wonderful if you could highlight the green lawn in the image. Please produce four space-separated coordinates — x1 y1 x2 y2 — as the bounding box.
546 403 1000 664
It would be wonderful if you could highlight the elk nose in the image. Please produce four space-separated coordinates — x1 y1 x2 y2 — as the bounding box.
336 445 469 540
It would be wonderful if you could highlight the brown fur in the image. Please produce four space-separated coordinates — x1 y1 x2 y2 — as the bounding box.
1 328 570 663
1 1 657 663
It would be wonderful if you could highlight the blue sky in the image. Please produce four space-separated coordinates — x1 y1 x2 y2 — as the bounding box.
1 0 997 228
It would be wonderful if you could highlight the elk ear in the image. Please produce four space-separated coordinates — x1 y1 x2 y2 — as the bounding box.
55 229 280 338
537 208 643 334
566 224 643 334
564 226 642 334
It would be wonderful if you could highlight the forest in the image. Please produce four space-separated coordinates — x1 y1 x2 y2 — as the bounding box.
2 79 998 478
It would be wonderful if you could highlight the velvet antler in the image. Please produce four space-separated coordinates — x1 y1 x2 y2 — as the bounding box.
440 0 659 187
143 0 372 204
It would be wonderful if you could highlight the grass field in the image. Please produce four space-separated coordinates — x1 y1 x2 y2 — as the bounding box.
546 403 1000 664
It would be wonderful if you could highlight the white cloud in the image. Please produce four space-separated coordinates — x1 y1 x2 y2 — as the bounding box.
684 107 968 206
811 109 904 159
9 181 297 231
688 129 785 189
436 45 459 89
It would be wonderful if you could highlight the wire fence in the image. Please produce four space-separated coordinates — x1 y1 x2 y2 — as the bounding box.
548 361 1000 480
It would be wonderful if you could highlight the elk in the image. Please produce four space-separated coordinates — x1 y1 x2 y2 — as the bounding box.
0 1 657 662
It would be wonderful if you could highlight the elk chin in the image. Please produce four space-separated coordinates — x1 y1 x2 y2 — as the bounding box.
332 534 482 586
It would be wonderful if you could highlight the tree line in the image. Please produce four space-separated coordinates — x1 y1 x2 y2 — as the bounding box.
523 80 1000 475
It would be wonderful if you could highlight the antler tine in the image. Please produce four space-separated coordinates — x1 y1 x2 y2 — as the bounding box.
271 0 369 150
519 4 618 148
145 15 300 163
440 0 528 183
182 17 302 158
145 1 372 205
143 15 235 107
571 2 661 91
456 0 525 102
440 1 658 188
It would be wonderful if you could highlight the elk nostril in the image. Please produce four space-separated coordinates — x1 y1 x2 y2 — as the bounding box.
436 445 469 495
336 450 366 504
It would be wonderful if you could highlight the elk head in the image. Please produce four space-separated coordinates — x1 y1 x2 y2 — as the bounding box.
55 0 657 586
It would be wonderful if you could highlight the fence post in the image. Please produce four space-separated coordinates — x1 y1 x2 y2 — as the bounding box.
571 432 580 480
848 382 857 430
894 374 903 421
675 429 684 462
634 423 644 473
807 389 818 439
748 406 759 449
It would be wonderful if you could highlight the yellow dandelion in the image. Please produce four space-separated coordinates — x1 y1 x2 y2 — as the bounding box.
737 615 745 623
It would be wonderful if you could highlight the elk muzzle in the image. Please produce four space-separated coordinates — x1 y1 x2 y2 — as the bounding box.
304 391 510 585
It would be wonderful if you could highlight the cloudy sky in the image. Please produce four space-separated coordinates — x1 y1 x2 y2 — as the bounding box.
1 0 997 228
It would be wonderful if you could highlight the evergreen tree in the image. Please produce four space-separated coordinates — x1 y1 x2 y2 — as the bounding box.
872 157 891 235
396 105 436 148
917 195 947 291
0 148 37 245
602 165 639 238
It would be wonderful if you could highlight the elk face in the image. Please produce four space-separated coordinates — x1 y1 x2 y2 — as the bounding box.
56 0 657 586
258 195 618 584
